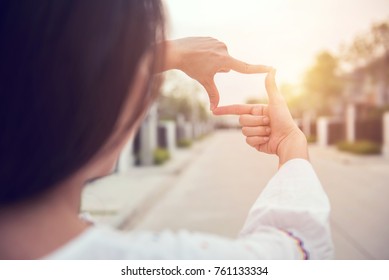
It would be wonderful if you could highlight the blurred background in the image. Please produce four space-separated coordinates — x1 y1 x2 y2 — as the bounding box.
82 0 389 259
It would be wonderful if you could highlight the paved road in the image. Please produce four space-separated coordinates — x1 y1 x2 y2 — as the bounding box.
132 130 389 259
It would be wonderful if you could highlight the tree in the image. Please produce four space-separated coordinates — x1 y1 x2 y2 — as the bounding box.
279 83 306 118
341 20 389 78
340 19 389 105
157 71 210 122
302 51 343 115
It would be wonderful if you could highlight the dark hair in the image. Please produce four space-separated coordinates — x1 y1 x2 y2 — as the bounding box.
0 0 165 205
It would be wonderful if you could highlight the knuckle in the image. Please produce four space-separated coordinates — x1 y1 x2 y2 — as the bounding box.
239 115 244 125
261 116 269 125
201 79 210 87
252 106 261 116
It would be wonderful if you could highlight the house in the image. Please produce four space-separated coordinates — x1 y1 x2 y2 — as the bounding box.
343 55 389 108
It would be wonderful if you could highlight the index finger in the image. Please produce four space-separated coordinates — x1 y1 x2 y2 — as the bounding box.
213 104 265 115
227 57 271 74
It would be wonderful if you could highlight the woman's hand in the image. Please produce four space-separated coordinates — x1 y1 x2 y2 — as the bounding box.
213 69 308 167
162 37 271 110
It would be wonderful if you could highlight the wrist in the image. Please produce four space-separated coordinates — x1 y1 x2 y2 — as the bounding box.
277 129 308 167
163 40 182 71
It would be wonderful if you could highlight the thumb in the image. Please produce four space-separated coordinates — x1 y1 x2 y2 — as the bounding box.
203 79 220 110
265 68 283 103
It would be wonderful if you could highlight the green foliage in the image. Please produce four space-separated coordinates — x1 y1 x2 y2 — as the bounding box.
177 139 192 148
302 51 343 115
153 148 170 165
158 94 190 121
197 101 210 122
196 132 212 141
158 71 210 122
336 140 381 155
280 83 306 117
342 19 389 68
306 135 317 143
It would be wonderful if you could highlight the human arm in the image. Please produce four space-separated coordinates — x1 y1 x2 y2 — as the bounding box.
160 37 271 110
211 69 333 259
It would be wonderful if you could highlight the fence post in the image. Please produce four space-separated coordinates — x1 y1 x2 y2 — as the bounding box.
317 117 328 147
139 105 158 166
117 137 135 173
346 104 356 143
302 111 312 136
384 112 389 158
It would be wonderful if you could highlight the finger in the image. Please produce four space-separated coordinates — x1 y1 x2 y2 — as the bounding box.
263 105 269 116
265 68 284 103
242 126 271 137
254 144 261 151
227 57 271 74
255 144 267 153
213 104 265 115
246 136 269 147
253 104 269 117
212 104 253 115
239 115 269 127
203 79 219 110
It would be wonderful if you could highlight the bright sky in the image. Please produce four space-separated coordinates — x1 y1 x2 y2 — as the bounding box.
164 0 389 105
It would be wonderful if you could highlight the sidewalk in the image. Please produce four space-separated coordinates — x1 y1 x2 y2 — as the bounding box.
309 144 389 176
81 135 211 228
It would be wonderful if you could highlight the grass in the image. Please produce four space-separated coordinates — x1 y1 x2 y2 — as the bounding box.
153 148 170 165
306 135 317 143
336 140 381 155
196 132 213 141
177 139 193 148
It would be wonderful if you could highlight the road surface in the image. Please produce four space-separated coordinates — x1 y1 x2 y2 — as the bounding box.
131 130 389 259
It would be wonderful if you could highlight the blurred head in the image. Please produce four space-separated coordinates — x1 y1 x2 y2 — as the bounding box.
0 0 165 206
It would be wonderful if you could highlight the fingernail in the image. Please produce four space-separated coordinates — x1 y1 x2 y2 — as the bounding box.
263 117 269 124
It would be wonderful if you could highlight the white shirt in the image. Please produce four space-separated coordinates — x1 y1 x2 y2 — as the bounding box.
46 159 334 260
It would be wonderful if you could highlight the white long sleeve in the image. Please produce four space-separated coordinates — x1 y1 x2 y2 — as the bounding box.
240 158 333 259
47 159 333 260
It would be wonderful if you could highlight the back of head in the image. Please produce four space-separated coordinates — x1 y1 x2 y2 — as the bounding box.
0 0 165 205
